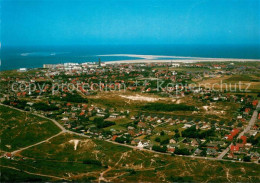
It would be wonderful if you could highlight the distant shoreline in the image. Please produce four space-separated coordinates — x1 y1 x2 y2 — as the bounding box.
104 59 260 64
101 54 260 64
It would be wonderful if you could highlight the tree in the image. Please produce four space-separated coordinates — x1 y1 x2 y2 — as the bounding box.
160 131 165 136
200 149 207 157
152 145 167 153
155 137 161 142
160 138 170 145
243 156 251 162
174 147 191 155
174 133 180 138
94 117 104 128
237 122 243 127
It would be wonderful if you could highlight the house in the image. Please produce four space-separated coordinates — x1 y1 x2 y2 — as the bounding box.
137 141 144 149
249 130 258 136
128 129 136 136
128 126 135 130
225 134 233 141
250 152 260 161
5 153 12 159
167 146 175 153
137 121 146 128
240 136 247 144
131 139 141 145
61 117 69 121
228 152 235 159
169 139 176 144
111 135 118 141
231 128 239 136
230 144 240 152
225 128 240 141
183 124 192 128
252 100 258 107
191 139 199 147
206 143 218 150
109 113 120 118
131 116 136 120
97 112 106 117
194 148 202 156
206 148 218 156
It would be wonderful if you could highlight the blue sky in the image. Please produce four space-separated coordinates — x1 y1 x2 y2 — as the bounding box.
1 0 260 46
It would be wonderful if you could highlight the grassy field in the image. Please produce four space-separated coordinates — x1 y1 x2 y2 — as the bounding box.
194 74 260 92
1 133 259 182
0 105 61 152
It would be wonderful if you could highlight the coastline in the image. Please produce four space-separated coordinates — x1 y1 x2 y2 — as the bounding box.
104 59 260 64
101 54 260 64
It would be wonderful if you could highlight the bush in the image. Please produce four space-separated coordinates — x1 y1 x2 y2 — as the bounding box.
55 93 88 103
160 131 165 136
168 176 193 182
155 137 161 142
152 145 167 153
115 136 130 143
174 147 191 155
94 117 115 128
82 159 102 166
243 156 251 162
160 138 170 145
33 102 59 111
141 103 196 111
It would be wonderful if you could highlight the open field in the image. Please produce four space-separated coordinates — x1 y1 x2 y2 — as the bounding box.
0 105 61 152
193 74 260 92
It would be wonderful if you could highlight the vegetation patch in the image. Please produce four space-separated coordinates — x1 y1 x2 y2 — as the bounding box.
141 103 197 111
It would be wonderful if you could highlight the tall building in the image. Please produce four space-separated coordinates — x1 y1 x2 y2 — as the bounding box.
98 58 101 67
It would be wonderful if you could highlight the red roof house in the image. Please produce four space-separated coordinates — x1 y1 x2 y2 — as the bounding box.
230 145 240 152
112 135 118 141
231 128 239 137
226 134 233 141
240 136 247 144
252 100 258 106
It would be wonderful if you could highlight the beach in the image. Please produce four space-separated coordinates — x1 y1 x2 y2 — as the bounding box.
102 54 260 64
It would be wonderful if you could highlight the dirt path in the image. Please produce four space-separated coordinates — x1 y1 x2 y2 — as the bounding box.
12 131 64 155
98 166 112 183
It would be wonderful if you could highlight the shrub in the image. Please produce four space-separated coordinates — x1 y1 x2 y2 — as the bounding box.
82 159 102 166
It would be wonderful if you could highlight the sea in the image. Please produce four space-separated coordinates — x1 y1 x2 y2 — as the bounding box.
1 44 260 71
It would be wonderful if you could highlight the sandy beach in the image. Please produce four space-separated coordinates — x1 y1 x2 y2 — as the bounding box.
101 54 260 64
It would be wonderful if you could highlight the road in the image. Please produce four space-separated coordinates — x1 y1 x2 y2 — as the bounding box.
217 100 260 160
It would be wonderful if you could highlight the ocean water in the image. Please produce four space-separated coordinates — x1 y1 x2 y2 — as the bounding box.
1 44 260 71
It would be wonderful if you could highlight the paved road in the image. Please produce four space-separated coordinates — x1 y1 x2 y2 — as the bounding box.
217 100 260 160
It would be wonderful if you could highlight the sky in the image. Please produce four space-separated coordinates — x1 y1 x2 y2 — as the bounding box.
1 0 260 47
